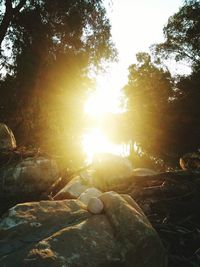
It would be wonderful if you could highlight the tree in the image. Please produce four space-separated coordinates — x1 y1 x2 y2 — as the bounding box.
153 0 200 69
169 68 200 154
0 0 115 167
120 0 200 168
0 0 26 50
151 0 200 158
123 52 176 165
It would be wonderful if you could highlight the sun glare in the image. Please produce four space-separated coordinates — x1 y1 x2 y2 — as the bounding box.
82 70 128 162
84 67 126 117
82 127 129 163
82 0 184 163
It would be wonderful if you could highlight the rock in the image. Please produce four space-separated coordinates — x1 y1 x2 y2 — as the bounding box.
180 152 200 170
87 197 104 214
53 176 91 200
78 187 102 205
100 192 168 267
0 156 58 196
132 168 158 176
0 193 167 267
91 153 133 190
0 156 58 215
0 123 16 150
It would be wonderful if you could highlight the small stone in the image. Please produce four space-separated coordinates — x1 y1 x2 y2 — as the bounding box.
87 197 104 214
78 187 102 205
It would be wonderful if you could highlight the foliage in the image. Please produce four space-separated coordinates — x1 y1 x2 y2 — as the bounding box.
123 53 200 167
151 0 200 163
123 0 200 168
170 68 200 153
153 0 200 68
0 0 115 167
122 52 176 165
0 0 26 50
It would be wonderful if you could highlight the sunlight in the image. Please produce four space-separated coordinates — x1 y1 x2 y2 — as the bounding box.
84 67 126 117
83 69 127 162
82 127 129 163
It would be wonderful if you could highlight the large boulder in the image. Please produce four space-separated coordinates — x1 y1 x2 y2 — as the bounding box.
0 156 58 197
91 153 133 190
53 175 91 200
0 156 58 215
100 192 167 267
180 152 200 170
0 123 16 150
0 192 167 267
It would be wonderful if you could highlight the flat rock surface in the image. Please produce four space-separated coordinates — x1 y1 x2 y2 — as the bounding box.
53 175 91 200
0 192 167 267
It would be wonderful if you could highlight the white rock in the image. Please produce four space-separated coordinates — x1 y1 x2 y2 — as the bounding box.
78 187 102 205
54 176 90 199
87 197 104 214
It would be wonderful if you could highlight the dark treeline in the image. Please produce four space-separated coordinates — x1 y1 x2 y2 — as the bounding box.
121 0 200 169
0 0 200 169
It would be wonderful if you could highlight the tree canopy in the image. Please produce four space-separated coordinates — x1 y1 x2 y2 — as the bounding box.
0 0 115 166
122 53 176 165
123 0 200 168
153 0 200 69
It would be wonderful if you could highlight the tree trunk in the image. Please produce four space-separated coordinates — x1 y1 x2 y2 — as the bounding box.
0 13 13 50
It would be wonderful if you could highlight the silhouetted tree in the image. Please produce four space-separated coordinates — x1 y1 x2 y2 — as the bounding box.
0 0 26 49
121 0 200 168
153 0 200 69
152 0 200 157
0 0 115 166
123 52 178 167
170 68 200 153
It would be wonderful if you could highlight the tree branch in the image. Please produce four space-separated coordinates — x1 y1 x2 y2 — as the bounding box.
13 0 26 15
0 0 26 52
0 0 14 50
5 0 13 11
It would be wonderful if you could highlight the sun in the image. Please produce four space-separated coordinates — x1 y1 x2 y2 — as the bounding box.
83 71 129 162
82 127 129 163
84 67 126 118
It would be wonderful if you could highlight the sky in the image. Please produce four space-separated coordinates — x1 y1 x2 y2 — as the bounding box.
107 0 184 67
85 0 186 115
